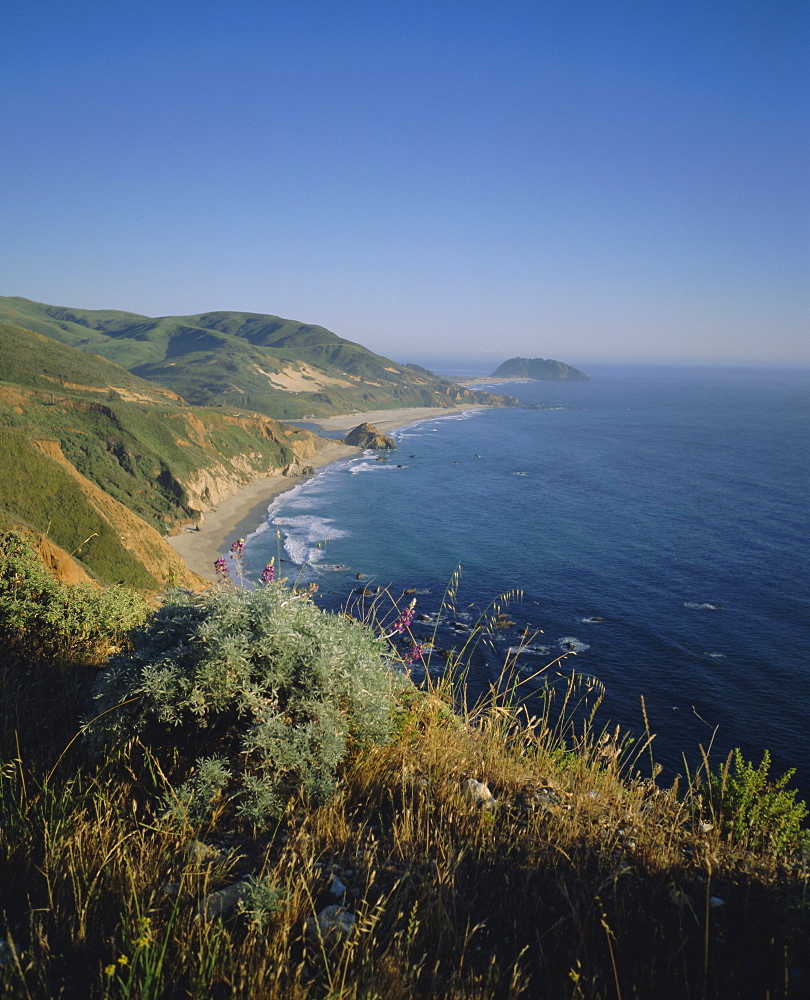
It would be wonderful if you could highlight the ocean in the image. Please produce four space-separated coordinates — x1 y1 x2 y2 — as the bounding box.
240 364 810 794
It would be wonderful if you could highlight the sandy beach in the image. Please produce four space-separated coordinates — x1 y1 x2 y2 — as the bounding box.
167 405 477 581
309 404 479 434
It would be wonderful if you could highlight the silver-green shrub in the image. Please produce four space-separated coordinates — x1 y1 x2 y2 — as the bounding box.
87 584 403 825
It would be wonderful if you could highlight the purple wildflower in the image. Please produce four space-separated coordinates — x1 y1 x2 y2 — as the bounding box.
230 537 246 558
260 560 275 584
392 607 415 634
404 644 425 664
214 557 229 580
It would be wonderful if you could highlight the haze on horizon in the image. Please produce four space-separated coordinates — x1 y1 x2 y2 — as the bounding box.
2 0 808 368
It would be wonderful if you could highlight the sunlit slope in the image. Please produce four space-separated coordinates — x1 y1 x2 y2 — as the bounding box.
0 323 326 586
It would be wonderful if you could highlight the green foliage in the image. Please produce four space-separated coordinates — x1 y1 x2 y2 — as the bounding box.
697 747 808 857
0 324 315 568
0 430 161 587
236 876 285 929
164 754 233 826
0 296 517 419
87 584 404 825
0 321 177 400
0 530 148 655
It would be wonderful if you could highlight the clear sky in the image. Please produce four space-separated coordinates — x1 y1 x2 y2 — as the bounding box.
2 0 808 366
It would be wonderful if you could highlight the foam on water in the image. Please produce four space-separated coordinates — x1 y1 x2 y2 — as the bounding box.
558 637 591 653
349 462 405 474
272 514 348 566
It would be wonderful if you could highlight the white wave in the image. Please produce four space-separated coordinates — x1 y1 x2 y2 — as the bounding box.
349 462 404 474
265 480 307 517
705 652 727 659
684 602 725 610
262 462 354 519
506 644 552 657
272 514 348 566
558 637 591 653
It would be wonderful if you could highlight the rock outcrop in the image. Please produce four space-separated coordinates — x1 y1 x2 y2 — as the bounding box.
492 357 589 381
344 423 396 450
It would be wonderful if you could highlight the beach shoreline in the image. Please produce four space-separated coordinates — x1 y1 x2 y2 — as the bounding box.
305 404 480 435
166 404 478 582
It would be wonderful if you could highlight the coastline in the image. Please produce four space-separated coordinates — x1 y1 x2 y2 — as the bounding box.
307 403 480 435
167 404 478 582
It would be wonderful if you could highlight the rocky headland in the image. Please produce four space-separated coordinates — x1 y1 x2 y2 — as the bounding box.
343 422 397 450
492 357 589 380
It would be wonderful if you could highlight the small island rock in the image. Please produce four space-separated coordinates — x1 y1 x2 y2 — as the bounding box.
492 357 589 381
344 423 396 450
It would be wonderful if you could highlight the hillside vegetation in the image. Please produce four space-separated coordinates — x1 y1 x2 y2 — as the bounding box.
0 534 807 999
0 323 329 588
0 297 518 419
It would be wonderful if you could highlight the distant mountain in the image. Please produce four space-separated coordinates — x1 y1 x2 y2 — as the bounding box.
0 322 329 588
0 297 518 419
491 357 589 381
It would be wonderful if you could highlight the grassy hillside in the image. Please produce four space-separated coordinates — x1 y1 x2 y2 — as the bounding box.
0 541 807 999
0 430 160 588
0 322 181 401
0 297 518 419
0 324 329 587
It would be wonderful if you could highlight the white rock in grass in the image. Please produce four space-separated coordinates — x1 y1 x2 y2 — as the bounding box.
463 778 497 810
196 881 250 921
329 875 348 896
306 904 356 941
709 896 725 909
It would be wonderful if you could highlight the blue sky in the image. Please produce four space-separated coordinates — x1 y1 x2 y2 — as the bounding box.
2 0 807 365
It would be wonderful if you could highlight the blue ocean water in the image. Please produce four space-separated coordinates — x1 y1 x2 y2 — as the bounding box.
241 365 810 793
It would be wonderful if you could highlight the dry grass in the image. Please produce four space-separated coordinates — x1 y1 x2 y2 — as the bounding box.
1 642 808 999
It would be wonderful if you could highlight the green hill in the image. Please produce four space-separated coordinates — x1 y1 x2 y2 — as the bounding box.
0 297 518 419
0 322 329 587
